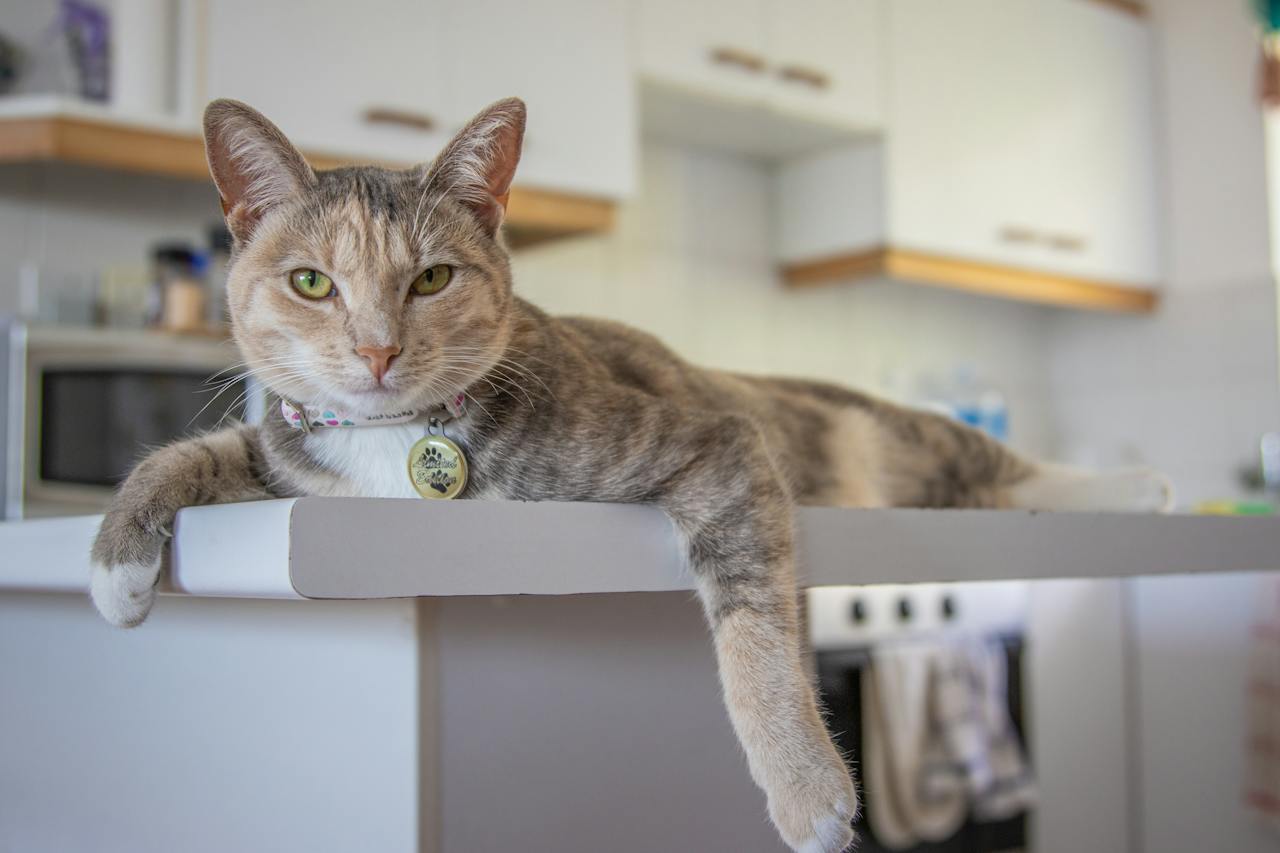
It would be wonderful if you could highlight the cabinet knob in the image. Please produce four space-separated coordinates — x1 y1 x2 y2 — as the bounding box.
709 46 767 74
897 597 912 622
778 65 830 90
998 225 1038 245
850 598 868 624
1047 234 1089 253
362 107 437 132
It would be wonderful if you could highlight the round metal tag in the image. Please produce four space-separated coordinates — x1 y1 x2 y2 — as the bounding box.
407 433 468 499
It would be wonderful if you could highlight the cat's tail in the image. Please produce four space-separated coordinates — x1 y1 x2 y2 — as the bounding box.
867 400 1173 512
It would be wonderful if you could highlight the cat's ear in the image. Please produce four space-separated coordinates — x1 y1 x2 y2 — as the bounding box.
425 97 526 235
203 99 316 242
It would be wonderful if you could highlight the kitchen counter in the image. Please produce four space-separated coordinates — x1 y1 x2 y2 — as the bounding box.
4 498 1279 598
3 500 1278 853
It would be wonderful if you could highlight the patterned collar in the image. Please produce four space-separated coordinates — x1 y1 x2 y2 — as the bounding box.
280 393 466 433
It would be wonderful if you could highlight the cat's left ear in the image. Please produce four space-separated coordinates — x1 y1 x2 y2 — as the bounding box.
425 97 526 235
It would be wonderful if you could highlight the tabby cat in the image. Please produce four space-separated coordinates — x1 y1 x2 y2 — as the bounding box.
90 97 1170 853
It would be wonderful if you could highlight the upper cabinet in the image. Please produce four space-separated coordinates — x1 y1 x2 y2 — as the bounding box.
634 0 882 156
203 0 453 167
778 0 1162 310
884 0 1160 288
437 0 635 198
203 0 634 199
766 0 883 130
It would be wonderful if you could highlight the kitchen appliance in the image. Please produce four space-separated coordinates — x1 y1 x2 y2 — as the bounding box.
0 319 262 519
807 582 1032 853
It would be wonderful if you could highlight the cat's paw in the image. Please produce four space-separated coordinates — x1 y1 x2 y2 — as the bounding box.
90 556 161 628
90 512 169 628
769 760 859 853
1096 466 1175 513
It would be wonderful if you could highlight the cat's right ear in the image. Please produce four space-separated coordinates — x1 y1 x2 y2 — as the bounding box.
203 99 316 243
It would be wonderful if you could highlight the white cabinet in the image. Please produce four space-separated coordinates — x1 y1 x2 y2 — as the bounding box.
767 0 882 130
634 0 882 134
635 0 771 106
778 0 1162 305
203 0 635 198
438 0 636 198
203 0 453 166
885 0 1160 287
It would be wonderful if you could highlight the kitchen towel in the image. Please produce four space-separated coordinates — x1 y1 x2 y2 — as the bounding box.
863 637 1037 850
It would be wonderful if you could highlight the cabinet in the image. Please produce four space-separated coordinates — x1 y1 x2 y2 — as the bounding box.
203 0 453 166
885 0 1160 287
438 0 635 198
203 0 634 198
778 0 1161 309
634 0 882 146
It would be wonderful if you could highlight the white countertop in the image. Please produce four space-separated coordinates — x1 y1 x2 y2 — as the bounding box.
3 499 1279 599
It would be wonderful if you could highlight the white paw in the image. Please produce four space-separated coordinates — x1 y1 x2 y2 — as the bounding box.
794 804 857 853
90 558 161 628
1101 467 1175 513
770 762 858 852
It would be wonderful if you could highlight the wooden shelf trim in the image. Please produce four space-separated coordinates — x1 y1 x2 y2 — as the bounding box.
0 113 615 246
782 246 1159 313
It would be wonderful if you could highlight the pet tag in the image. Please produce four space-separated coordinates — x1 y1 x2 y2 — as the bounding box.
407 419 468 499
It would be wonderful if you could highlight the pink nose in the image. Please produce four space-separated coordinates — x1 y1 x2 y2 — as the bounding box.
355 344 401 383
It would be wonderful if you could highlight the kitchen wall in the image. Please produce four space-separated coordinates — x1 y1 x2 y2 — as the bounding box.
514 142 1058 456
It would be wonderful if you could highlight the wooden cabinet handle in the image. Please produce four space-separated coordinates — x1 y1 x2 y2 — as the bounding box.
998 226 1038 245
362 107 436 132
709 46 767 73
1047 234 1088 252
778 65 830 90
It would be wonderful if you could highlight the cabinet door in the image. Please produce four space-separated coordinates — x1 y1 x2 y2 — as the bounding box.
886 0 1047 272
767 0 882 131
887 0 1160 287
203 0 451 165
439 0 635 198
633 0 770 105
1030 0 1159 284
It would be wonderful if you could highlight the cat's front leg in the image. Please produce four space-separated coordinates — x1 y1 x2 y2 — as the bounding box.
655 414 858 853
90 425 273 627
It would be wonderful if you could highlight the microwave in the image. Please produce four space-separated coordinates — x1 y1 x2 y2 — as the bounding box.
1 318 264 519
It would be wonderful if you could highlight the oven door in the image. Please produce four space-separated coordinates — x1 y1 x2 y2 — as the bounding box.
23 327 256 516
815 636 1030 853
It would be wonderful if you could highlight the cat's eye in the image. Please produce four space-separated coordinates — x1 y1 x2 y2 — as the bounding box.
290 268 335 299
411 264 453 297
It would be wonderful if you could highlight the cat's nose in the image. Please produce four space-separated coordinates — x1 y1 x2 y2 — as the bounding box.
355 344 401 383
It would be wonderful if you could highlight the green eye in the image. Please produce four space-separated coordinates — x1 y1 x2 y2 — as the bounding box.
290 268 334 299
411 264 453 297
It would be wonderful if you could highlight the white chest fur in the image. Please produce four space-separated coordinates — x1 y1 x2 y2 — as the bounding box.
302 423 453 499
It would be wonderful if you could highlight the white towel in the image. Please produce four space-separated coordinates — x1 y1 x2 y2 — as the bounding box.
863 637 1036 850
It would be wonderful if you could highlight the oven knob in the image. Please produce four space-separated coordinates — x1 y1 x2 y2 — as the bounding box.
941 594 958 620
897 597 912 622
850 598 868 624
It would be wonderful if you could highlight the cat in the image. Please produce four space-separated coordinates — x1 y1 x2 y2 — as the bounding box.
90 96 1172 853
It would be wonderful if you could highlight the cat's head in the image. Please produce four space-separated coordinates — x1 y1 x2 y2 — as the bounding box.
203 97 526 414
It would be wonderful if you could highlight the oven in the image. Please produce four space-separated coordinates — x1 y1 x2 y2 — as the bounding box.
808 582 1033 853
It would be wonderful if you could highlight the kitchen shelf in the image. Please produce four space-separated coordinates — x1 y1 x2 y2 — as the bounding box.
0 96 614 249
3 498 1275 599
782 247 1160 314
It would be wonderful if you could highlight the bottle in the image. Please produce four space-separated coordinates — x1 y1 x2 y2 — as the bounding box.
149 244 207 334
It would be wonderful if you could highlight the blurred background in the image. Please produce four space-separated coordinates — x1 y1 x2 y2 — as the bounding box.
0 1 1278 852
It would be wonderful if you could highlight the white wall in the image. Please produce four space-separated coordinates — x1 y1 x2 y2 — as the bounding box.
513 143 1058 456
